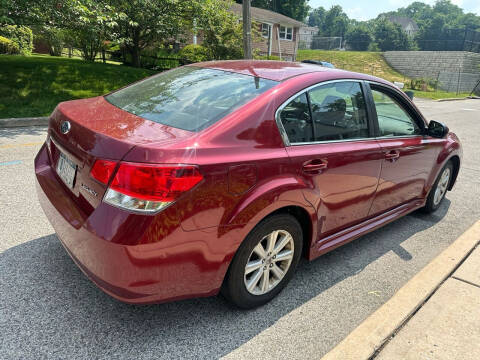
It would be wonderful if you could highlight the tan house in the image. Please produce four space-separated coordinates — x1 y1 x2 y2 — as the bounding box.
229 3 305 61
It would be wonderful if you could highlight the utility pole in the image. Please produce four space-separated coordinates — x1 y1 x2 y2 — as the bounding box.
243 0 252 59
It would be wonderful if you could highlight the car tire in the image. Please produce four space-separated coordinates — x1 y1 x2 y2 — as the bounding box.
222 214 303 309
423 161 453 213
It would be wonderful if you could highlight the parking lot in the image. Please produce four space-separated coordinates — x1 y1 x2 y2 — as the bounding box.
1 98 479 359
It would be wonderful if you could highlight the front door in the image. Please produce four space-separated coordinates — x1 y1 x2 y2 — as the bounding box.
278 80 383 243
367 84 438 216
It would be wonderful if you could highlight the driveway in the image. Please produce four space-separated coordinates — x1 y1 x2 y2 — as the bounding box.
1 99 479 359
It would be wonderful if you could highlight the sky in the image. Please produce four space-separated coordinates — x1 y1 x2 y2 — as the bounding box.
308 0 480 21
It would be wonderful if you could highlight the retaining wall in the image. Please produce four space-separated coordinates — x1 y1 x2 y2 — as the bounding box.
383 51 480 92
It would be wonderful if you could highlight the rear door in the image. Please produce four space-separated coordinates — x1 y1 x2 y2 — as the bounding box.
367 83 438 216
278 80 383 243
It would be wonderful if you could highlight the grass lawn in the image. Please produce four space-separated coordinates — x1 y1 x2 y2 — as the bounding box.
406 89 471 100
0 54 155 118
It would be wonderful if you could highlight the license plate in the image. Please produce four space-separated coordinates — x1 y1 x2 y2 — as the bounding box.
56 152 77 188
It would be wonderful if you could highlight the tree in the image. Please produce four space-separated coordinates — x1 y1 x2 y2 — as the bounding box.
67 1 115 61
111 0 244 67
433 0 463 20
0 0 13 24
190 0 244 60
235 0 309 22
415 14 447 50
374 18 412 51
308 7 326 28
5 0 115 61
346 25 372 51
275 0 309 22
391 1 433 22
110 0 193 67
5 0 246 65
320 6 349 39
457 13 480 30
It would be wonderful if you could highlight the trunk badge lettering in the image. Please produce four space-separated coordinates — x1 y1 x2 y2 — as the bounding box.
81 183 98 197
60 121 71 134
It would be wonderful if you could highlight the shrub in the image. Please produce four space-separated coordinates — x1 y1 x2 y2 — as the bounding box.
368 42 380 52
179 44 210 63
0 25 33 55
409 78 438 91
0 36 20 54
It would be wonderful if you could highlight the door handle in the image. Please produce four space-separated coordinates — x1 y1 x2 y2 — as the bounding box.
385 150 400 162
302 159 328 173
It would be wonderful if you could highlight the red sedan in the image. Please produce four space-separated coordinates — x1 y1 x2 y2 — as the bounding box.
35 61 461 308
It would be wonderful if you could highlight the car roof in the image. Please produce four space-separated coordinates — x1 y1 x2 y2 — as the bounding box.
191 60 386 83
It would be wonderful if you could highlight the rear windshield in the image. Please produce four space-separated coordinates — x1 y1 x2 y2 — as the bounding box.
105 66 278 132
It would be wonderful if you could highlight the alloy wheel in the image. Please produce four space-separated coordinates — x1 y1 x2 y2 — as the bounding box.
433 167 451 206
244 230 294 296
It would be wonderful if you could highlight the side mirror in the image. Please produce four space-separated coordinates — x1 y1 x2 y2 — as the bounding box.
404 90 414 100
427 120 449 138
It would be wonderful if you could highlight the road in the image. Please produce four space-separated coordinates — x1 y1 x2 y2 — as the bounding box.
1 99 479 359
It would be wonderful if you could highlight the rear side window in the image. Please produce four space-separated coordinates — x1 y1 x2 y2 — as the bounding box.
308 81 369 142
279 93 314 143
106 67 278 132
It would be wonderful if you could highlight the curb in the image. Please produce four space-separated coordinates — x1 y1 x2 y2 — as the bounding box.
436 97 469 102
321 220 480 360
0 117 49 128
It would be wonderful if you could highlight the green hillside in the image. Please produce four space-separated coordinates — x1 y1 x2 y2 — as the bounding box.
297 50 408 83
0 54 155 118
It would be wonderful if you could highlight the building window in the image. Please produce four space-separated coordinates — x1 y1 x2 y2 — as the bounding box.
261 23 271 38
279 26 293 40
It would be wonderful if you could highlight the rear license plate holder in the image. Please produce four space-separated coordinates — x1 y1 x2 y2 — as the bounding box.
56 151 77 189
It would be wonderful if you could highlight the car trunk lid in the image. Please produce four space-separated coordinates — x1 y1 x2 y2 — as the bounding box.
47 96 193 212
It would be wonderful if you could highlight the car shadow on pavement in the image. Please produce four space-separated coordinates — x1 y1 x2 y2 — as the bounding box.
0 200 450 359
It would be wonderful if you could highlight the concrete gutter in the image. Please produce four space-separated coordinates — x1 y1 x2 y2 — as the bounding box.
0 117 49 128
321 220 480 360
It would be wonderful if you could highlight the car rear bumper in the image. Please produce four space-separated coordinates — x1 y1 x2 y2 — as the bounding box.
34 143 229 304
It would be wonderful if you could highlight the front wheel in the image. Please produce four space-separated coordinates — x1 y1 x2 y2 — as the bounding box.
423 161 453 213
222 214 303 309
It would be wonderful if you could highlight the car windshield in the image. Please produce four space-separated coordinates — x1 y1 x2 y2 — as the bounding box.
105 66 278 132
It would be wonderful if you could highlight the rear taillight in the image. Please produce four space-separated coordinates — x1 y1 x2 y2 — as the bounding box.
90 159 117 184
91 160 203 213
109 163 203 202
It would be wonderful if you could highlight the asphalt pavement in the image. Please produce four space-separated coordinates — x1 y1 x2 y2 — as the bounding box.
1 99 479 359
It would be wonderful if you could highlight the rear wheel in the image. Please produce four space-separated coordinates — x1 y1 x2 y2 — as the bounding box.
222 214 303 309
423 161 453 213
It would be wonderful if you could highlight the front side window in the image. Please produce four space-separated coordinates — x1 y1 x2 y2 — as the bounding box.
279 93 313 143
308 81 369 142
106 67 278 132
371 88 422 137
279 26 293 40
